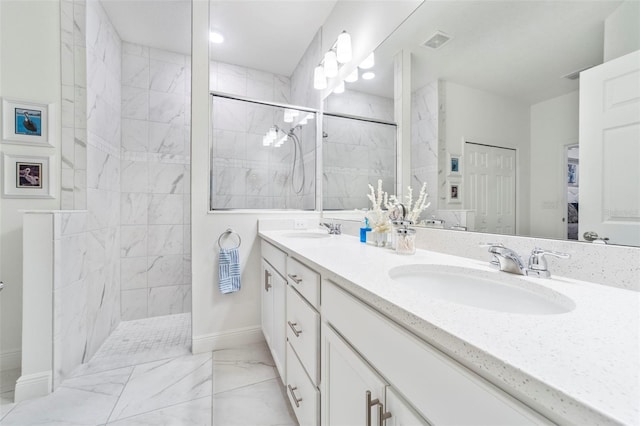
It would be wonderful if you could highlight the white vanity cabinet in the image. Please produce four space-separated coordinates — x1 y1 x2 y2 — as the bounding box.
260 241 287 379
321 323 427 426
322 280 552 426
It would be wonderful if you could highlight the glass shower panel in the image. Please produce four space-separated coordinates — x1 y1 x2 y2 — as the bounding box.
322 114 396 210
210 94 316 210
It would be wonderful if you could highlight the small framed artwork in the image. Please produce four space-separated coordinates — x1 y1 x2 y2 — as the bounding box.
448 153 462 176
447 181 462 204
2 153 54 198
567 161 579 186
2 98 54 147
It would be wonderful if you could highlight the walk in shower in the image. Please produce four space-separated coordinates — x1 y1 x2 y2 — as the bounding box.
210 94 317 210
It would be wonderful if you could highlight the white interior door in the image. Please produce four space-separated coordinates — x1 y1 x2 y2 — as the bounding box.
579 50 640 246
465 142 516 234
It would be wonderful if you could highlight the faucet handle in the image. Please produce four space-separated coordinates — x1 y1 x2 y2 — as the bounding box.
479 243 504 267
527 247 570 278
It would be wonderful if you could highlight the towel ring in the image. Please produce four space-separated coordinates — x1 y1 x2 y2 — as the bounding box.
218 228 241 249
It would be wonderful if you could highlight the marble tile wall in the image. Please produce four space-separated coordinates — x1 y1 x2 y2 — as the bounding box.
209 61 315 210
290 29 322 109
120 42 191 320
84 0 122 360
60 0 88 209
322 111 396 210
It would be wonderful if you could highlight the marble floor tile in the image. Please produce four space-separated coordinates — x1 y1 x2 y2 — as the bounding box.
106 395 211 425
212 378 297 426
0 386 119 426
108 352 212 421
213 341 278 394
0 390 16 421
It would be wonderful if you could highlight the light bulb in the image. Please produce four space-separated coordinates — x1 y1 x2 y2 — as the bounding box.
209 31 224 44
262 135 271 146
284 109 293 123
305 113 315 120
336 31 352 64
324 51 338 78
268 127 277 140
333 80 345 94
345 68 358 83
362 71 375 80
313 65 327 90
359 52 375 69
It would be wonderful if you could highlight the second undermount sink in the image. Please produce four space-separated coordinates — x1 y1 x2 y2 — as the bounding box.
282 232 331 239
388 265 575 315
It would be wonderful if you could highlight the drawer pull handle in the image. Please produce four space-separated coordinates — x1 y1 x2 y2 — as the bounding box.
264 269 272 291
288 384 302 407
288 321 302 337
287 273 303 284
366 390 391 426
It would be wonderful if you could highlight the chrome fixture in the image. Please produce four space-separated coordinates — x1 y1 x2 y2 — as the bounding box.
321 222 342 235
526 248 571 278
0 281 4 292
583 231 610 244
486 245 527 275
481 244 570 278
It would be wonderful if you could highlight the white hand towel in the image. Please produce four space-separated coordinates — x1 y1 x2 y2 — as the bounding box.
219 247 241 294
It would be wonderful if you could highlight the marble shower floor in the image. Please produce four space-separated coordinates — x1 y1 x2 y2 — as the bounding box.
0 313 297 426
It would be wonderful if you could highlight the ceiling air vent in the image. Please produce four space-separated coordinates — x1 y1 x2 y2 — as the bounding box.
562 65 597 80
422 31 452 50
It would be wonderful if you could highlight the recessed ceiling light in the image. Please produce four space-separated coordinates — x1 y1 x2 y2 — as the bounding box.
362 72 375 80
209 31 224 44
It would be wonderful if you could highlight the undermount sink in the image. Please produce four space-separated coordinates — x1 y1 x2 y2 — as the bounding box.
388 265 575 315
282 232 331 239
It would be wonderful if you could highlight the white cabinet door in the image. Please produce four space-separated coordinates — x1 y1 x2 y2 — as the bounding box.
579 49 640 246
386 388 430 426
260 260 274 349
321 323 388 426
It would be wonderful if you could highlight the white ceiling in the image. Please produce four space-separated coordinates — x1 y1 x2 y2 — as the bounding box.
353 0 623 104
101 0 624 105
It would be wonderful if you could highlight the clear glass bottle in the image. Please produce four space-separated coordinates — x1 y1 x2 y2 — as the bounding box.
395 228 416 255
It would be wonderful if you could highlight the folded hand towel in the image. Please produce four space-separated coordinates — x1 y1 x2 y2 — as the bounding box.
219 247 241 294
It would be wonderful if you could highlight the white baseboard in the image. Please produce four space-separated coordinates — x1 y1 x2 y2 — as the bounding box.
0 349 21 371
192 325 264 354
14 371 52 402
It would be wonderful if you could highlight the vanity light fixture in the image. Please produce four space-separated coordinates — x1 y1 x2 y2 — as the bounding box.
359 52 375 69
333 80 345 94
336 31 352 63
313 65 327 90
209 31 224 44
362 71 375 80
324 51 338 78
344 68 358 83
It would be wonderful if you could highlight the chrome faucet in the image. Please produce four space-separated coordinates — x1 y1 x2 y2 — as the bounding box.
481 244 570 278
321 222 342 235
486 245 527 275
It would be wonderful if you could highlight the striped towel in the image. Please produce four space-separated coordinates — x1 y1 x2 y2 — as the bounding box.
219 247 241 294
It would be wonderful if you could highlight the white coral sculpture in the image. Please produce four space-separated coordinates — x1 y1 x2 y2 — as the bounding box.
388 182 430 223
366 179 392 233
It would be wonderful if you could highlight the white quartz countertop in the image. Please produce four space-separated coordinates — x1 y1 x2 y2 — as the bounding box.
259 230 640 425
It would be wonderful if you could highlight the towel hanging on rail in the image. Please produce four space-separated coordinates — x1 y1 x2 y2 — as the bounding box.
218 229 241 294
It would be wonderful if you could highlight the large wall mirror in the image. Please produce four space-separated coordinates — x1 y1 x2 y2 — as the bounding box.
324 0 639 247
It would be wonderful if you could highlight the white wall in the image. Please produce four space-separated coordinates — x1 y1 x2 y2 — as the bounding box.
604 1 640 62
530 91 579 240
440 81 531 235
0 0 61 371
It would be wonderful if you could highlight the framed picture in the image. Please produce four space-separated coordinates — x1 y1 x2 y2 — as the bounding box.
447 181 462 204
2 153 54 198
2 98 54 147
567 161 579 186
448 153 462 176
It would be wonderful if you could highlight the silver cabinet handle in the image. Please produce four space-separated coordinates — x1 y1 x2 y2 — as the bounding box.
264 269 272 291
366 390 391 426
287 273 302 284
287 384 302 407
288 321 302 337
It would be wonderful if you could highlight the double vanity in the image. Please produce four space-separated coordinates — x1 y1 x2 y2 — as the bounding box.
259 225 638 425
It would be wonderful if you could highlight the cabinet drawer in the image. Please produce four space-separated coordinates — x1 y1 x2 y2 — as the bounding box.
287 257 320 308
287 285 320 385
322 280 551 426
261 240 286 277
286 342 319 426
